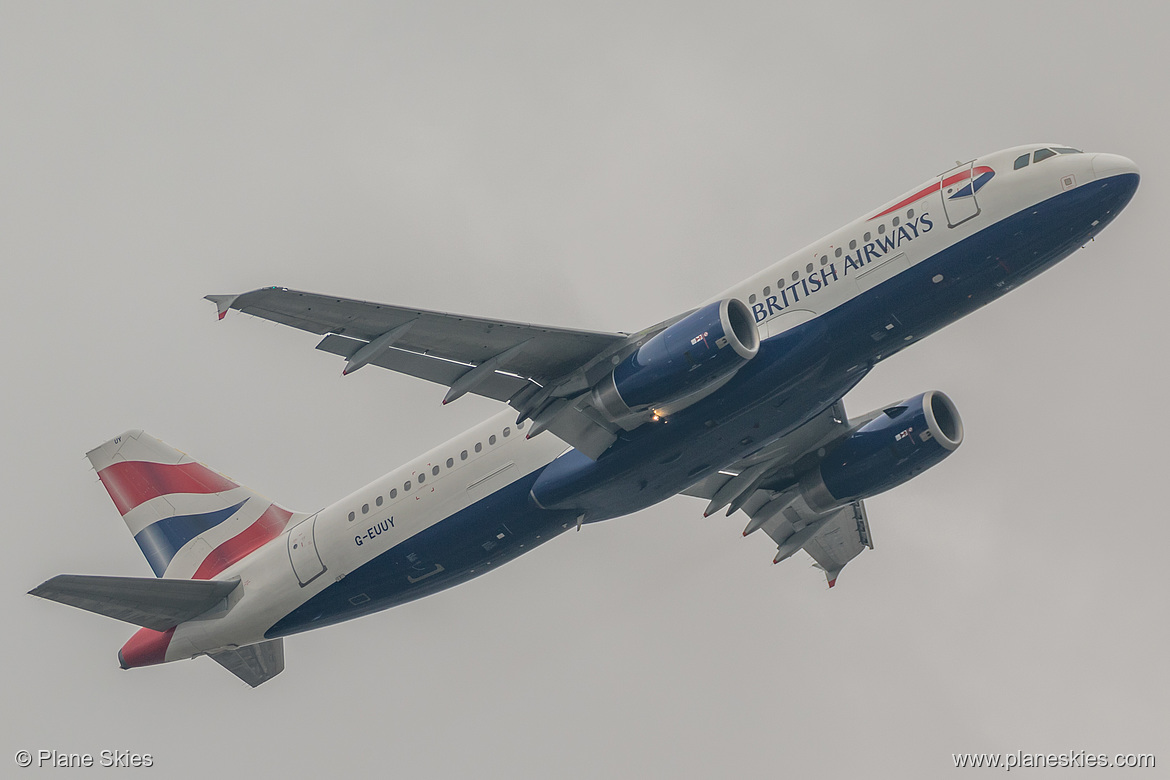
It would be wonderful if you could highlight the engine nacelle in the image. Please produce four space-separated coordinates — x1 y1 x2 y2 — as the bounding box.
592 299 759 426
800 391 963 513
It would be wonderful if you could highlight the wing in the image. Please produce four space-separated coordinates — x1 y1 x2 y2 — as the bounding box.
208 287 627 394
683 400 875 587
208 288 646 457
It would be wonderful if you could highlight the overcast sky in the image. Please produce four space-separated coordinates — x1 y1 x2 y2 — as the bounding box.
3 2 1167 777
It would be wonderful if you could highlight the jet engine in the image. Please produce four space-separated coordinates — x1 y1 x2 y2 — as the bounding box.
591 298 760 428
799 391 963 513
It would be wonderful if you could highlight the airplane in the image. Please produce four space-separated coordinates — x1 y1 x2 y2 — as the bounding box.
31 144 1139 687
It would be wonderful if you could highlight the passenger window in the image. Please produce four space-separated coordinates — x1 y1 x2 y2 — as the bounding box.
1033 148 1056 163
503 427 511 438
864 232 871 242
749 293 757 304
390 488 397 499
362 503 369 514
431 465 440 476
516 420 525 430
892 217 900 227
820 255 828 265
460 450 468 460
475 442 483 453
907 209 915 219
417 472 425 484
877 224 885 234
834 247 842 258
348 511 355 522
404 481 411 491
849 240 857 250
805 263 813 274
489 434 497 445
791 271 799 282
446 457 454 468
763 286 770 296
376 496 383 507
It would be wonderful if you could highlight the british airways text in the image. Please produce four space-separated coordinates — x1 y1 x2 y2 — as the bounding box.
752 212 933 323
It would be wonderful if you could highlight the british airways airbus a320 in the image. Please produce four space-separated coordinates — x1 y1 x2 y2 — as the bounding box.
32 144 1138 686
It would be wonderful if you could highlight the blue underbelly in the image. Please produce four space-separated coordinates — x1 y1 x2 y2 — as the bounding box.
265 468 576 638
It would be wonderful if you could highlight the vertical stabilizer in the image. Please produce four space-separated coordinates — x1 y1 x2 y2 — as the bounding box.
87 430 300 579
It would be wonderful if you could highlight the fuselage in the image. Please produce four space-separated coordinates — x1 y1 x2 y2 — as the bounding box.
165 144 1139 660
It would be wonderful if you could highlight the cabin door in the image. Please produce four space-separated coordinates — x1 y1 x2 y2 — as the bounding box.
288 513 326 586
939 161 982 228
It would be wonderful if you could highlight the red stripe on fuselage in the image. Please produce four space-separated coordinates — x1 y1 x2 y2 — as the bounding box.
97 461 239 516
868 166 993 221
191 504 294 580
119 626 175 668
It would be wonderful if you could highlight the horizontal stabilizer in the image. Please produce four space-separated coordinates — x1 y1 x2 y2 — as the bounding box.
209 639 284 688
29 574 238 631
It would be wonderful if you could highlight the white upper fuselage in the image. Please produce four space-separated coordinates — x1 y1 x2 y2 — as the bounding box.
711 145 1124 331
170 413 568 657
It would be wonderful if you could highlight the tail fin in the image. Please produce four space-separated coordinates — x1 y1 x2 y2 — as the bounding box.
87 430 298 579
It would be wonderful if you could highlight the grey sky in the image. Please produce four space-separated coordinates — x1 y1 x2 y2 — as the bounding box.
3 2 1167 777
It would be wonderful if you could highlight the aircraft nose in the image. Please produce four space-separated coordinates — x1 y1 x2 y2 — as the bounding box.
1091 153 1139 180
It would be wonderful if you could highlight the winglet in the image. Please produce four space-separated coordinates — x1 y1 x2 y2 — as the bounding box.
204 294 239 321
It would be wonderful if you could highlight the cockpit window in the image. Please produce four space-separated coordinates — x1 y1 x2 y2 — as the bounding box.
1014 153 1030 170
1053 147 1082 154
1033 148 1057 163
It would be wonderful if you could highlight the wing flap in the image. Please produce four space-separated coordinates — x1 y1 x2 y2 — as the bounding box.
29 574 239 631
316 334 532 402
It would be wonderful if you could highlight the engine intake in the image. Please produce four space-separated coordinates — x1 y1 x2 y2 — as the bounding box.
800 390 963 513
592 299 759 426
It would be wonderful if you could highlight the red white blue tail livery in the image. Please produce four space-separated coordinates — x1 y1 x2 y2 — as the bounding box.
88 430 300 580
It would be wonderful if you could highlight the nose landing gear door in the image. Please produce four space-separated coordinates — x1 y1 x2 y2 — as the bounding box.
939 161 982 228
